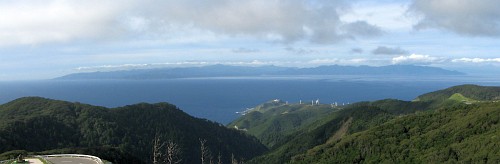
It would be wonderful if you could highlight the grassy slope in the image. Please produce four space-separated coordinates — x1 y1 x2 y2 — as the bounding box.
416 84 500 102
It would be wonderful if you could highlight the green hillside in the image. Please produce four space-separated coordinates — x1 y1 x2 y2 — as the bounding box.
248 104 394 164
227 100 338 148
245 99 433 164
0 97 267 163
1 85 498 164
416 84 500 102
292 102 500 163
239 85 500 163
448 93 477 102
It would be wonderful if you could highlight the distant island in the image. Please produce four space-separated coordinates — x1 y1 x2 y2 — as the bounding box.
56 64 464 80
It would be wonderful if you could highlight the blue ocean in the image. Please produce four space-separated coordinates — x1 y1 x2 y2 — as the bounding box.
1 75 499 124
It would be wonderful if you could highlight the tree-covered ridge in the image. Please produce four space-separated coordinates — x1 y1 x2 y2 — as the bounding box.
248 104 394 164
0 97 267 164
416 84 500 102
227 100 339 148
242 85 500 163
243 98 434 164
292 102 500 163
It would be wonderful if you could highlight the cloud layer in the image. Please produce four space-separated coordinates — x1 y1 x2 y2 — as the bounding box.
2 0 499 46
131 0 384 44
372 46 409 55
232 48 259 53
392 54 443 65
0 0 385 46
409 0 500 37
452 58 500 63
285 47 317 55
350 48 363 54
0 1 135 46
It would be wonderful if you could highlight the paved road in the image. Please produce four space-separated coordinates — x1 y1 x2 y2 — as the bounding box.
46 157 99 164
25 158 44 164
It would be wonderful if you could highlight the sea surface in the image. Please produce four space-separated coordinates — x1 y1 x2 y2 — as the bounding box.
1 75 500 124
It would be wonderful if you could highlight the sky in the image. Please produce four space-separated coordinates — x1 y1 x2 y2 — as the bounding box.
1 0 500 80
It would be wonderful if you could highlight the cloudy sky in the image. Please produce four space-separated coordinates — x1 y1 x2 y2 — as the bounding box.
1 0 500 80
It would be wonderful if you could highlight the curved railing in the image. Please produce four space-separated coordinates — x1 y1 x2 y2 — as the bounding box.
39 154 104 164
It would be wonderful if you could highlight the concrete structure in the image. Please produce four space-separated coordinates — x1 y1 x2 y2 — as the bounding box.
40 154 104 164
25 158 45 164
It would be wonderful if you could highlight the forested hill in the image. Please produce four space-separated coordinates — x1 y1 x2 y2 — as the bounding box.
227 100 339 148
237 85 500 163
0 97 267 164
416 84 500 102
292 101 500 163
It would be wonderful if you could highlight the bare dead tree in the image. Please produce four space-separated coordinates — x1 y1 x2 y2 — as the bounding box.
165 140 182 164
199 138 213 164
231 153 239 164
152 133 165 164
200 138 207 164
217 152 222 164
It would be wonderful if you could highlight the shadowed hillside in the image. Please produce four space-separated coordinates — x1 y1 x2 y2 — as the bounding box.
0 97 267 163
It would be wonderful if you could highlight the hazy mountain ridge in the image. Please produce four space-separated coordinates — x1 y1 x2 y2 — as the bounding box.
56 64 464 80
0 97 267 163
235 85 500 163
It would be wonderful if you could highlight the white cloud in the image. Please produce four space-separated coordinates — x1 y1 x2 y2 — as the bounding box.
75 60 290 72
141 0 382 44
75 62 210 72
340 21 383 38
285 47 318 55
232 48 259 53
452 58 500 63
341 2 413 31
307 58 373 66
73 58 384 73
307 59 340 65
0 1 133 46
392 54 443 65
350 48 363 54
409 0 500 37
372 46 409 55
0 0 384 46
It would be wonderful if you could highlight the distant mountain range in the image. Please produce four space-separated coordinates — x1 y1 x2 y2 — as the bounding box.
56 64 464 80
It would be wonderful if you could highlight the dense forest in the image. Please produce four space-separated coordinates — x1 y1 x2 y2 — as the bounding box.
230 84 499 163
1 84 499 163
292 102 500 163
0 97 266 163
228 99 339 148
